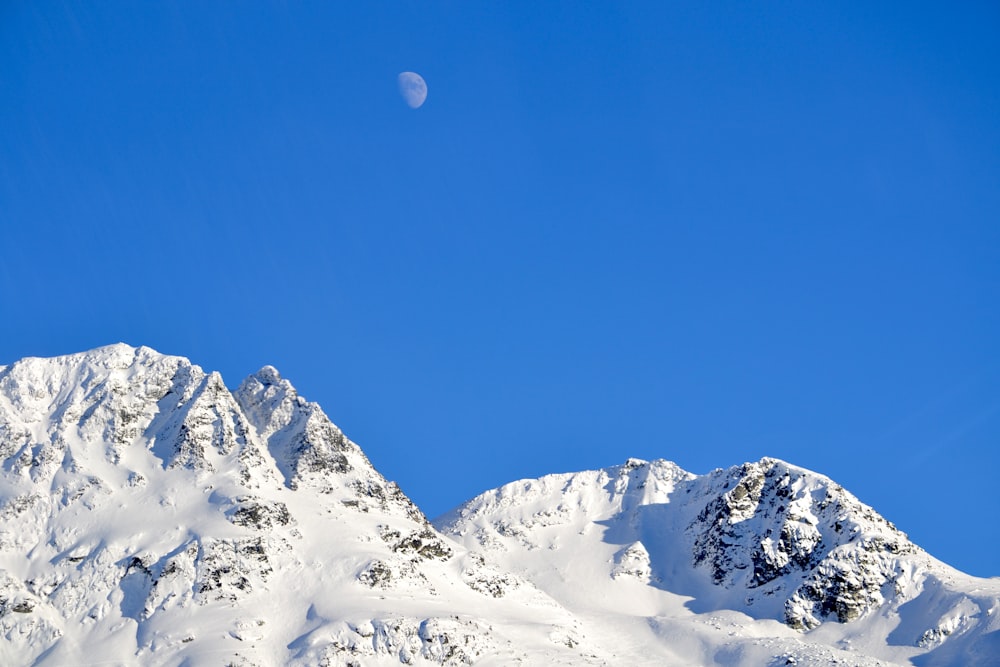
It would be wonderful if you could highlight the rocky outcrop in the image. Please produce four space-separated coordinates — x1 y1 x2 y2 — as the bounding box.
611 542 653 582
685 458 917 629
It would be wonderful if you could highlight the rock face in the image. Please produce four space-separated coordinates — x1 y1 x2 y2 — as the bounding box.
0 345 601 666
1 345 998 667
686 458 917 629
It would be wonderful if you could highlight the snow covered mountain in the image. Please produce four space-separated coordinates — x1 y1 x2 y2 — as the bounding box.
436 458 1000 666
1 345 997 666
0 345 602 666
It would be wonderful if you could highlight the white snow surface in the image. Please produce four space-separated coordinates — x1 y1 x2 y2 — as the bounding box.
0 344 997 666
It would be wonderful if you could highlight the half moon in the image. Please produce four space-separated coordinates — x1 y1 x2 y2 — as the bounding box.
398 71 428 109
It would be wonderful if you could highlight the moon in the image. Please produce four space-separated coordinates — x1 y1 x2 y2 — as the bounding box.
398 71 428 109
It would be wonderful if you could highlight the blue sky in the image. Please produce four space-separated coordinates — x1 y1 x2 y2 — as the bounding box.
2 2 998 577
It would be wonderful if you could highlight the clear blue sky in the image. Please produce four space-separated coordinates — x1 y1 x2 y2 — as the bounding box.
2 2 998 577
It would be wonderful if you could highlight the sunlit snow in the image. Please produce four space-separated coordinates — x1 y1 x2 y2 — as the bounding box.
0 345 997 666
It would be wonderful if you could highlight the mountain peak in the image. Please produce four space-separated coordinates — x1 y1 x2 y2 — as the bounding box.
436 455 1000 664
250 364 283 386
0 346 604 666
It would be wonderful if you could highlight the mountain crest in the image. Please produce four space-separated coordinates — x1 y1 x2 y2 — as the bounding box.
436 455 1000 665
0 346 603 666
687 457 917 628
2 345 998 667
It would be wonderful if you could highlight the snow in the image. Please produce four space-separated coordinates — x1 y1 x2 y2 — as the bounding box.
435 458 1000 666
0 344 997 666
0 345 605 666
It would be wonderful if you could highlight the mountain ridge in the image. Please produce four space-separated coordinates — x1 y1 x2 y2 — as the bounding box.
0 344 599 666
1 344 997 666
435 457 1000 665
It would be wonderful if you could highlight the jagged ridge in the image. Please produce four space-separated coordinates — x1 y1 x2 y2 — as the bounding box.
1 345 998 667
0 345 604 666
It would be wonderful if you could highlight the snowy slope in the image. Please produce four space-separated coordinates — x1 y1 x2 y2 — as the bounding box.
0 345 607 666
436 458 1000 666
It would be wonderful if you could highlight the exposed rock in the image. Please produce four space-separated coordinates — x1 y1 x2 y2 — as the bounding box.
611 541 653 582
228 496 293 530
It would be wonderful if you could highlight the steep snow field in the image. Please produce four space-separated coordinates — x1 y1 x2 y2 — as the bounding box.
0 345 997 666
